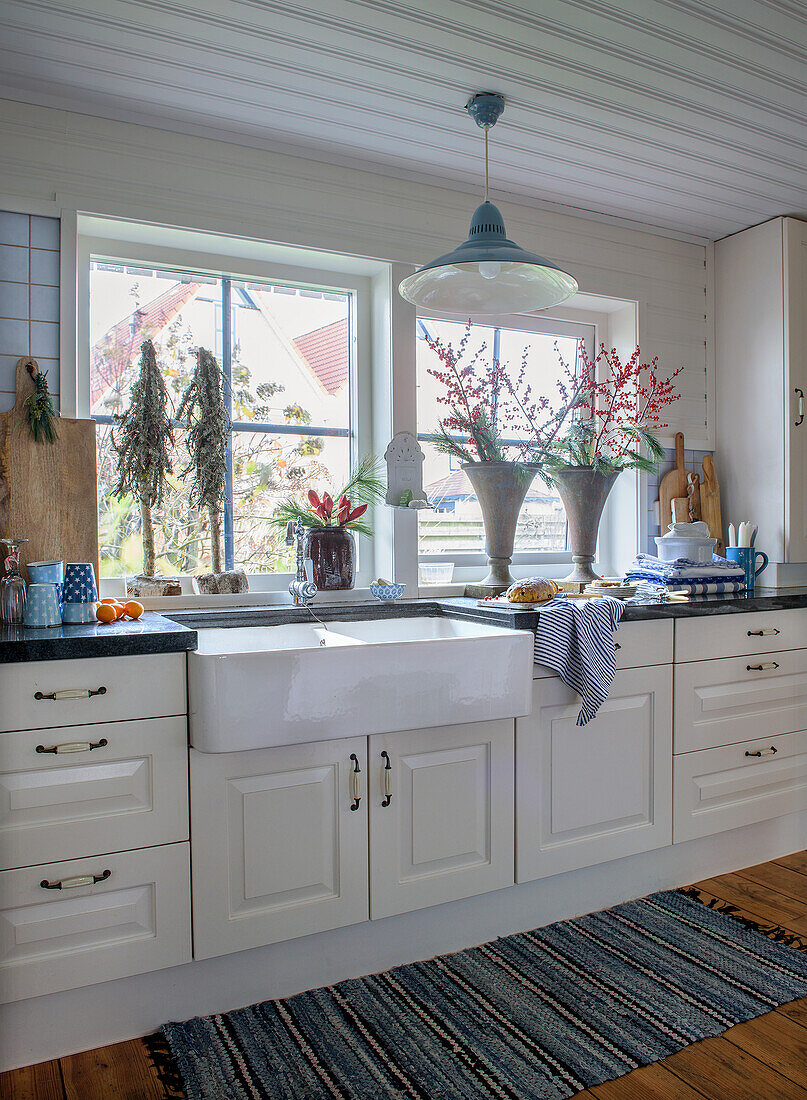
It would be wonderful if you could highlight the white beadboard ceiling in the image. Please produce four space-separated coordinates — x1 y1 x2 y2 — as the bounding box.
0 0 805 242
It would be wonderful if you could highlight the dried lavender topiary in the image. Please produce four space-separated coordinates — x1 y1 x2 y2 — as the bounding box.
111 339 174 577
177 347 230 573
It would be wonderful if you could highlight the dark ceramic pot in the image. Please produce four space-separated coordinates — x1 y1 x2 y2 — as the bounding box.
304 525 356 590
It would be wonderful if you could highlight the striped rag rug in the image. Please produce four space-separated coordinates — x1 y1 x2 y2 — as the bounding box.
533 596 624 725
163 890 807 1100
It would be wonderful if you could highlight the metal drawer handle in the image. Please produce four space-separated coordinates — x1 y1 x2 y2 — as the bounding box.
381 750 393 807
747 628 780 636
40 869 111 890
34 686 107 701
614 642 622 651
746 662 780 671
796 387 805 426
36 738 108 755
745 747 778 758
349 753 362 811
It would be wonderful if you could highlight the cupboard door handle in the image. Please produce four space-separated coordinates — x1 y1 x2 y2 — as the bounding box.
349 753 361 811
36 738 108 755
746 662 779 671
614 642 622 651
381 751 392 807
745 747 778 758
747 628 780 636
40 869 111 890
796 387 805 426
34 686 107 701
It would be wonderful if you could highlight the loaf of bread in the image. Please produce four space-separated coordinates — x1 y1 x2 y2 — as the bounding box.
505 578 559 604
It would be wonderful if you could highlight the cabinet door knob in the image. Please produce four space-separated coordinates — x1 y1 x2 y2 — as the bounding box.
796 387 805 426
40 869 111 890
747 628 780 636
745 746 778 758
349 753 362 811
34 686 107 701
746 662 780 671
381 750 393 807
36 738 108 755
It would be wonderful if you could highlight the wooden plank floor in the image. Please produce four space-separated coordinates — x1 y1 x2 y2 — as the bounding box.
2 851 805 1100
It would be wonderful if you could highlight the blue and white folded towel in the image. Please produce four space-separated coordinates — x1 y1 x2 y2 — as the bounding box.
534 596 625 726
663 581 744 595
625 553 745 588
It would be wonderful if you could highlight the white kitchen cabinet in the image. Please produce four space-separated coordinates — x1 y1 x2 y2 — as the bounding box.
0 841 191 1004
674 649 807 753
674 729 807 842
715 217 807 563
516 666 673 882
0 716 189 870
368 720 514 919
190 738 369 960
675 609 807 663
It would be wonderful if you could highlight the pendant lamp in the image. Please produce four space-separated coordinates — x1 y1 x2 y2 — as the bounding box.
398 93 578 314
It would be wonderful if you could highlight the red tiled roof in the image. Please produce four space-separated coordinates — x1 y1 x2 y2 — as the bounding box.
90 281 202 411
293 318 349 397
426 468 557 502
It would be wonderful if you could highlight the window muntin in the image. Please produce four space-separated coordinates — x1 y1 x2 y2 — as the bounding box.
90 261 352 578
416 318 585 560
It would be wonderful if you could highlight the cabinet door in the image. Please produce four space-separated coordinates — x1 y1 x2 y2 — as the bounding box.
516 667 672 883
785 217 807 561
369 720 514 920
190 738 368 960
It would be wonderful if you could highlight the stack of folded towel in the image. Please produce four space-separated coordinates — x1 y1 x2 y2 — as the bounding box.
624 553 746 594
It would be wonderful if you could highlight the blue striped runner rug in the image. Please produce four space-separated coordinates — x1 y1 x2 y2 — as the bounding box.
163 889 807 1099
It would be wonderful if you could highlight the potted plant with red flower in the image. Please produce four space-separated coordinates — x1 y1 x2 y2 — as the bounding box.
274 457 384 589
545 343 683 584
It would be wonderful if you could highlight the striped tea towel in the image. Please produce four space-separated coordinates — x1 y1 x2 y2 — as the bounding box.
624 554 745 586
666 581 745 595
534 596 625 726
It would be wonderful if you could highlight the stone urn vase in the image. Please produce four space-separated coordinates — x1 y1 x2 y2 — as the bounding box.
550 465 620 586
462 461 539 596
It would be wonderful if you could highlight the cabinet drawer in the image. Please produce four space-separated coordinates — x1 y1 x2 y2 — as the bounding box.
534 618 672 679
674 730 807 843
0 841 191 1003
0 716 189 870
0 653 186 734
675 609 807 663
674 649 807 753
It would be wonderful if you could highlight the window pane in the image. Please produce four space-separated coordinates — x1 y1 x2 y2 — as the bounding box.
416 319 578 557
230 431 350 572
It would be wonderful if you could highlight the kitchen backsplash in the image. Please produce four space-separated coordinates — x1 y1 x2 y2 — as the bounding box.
0 210 60 414
645 447 715 555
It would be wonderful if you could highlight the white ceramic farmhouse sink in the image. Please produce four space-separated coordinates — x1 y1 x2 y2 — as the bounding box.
187 616 533 752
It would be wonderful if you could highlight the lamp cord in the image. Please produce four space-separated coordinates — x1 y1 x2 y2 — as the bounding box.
484 127 489 200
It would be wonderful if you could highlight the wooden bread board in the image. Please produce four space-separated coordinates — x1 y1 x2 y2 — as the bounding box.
658 431 690 531
700 454 724 555
0 358 99 581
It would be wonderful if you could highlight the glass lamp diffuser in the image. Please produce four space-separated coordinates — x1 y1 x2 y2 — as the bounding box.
398 92 577 314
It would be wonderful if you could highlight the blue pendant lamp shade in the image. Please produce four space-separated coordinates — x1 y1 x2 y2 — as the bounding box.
398 93 578 314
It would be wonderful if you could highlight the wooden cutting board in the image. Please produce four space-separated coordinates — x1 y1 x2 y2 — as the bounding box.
0 358 98 581
700 453 724 555
658 431 689 531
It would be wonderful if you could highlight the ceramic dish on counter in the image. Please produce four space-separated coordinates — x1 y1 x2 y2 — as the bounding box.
583 580 638 598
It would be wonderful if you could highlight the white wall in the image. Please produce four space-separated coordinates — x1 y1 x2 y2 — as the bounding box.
0 99 712 447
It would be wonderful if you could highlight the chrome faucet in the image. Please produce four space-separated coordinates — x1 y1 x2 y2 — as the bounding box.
286 518 318 606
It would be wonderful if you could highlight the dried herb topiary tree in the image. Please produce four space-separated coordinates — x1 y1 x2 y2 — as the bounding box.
111 339 174 578
177 347 230 573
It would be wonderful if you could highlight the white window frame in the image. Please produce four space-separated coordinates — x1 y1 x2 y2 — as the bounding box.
76 225 383 596
413 306 600 581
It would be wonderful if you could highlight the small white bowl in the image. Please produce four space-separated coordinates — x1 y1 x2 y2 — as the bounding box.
654 535 716 563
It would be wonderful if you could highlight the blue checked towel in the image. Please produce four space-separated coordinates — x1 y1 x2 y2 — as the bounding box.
534 596 625 725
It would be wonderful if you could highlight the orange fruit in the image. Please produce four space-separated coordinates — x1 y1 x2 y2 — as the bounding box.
124 600 144 620
113 602 126 620
96 603 116 623
100 597 118 605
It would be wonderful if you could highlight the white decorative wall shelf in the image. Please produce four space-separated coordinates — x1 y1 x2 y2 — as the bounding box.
384 432 429 509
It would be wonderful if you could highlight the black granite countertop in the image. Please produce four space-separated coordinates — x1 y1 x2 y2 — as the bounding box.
3 588 807 662
0 612 197 663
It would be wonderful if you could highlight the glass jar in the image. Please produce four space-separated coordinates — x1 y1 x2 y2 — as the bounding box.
0 538 29 625
303 526 356 590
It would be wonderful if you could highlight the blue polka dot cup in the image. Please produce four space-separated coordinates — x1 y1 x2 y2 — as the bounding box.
63 562 98 603
23 583 62 628
369 582 406 602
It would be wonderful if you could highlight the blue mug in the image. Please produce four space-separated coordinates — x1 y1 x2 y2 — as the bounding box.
726 546 768 593
23 582 62 628
63 562 98 603
28 560 63 605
